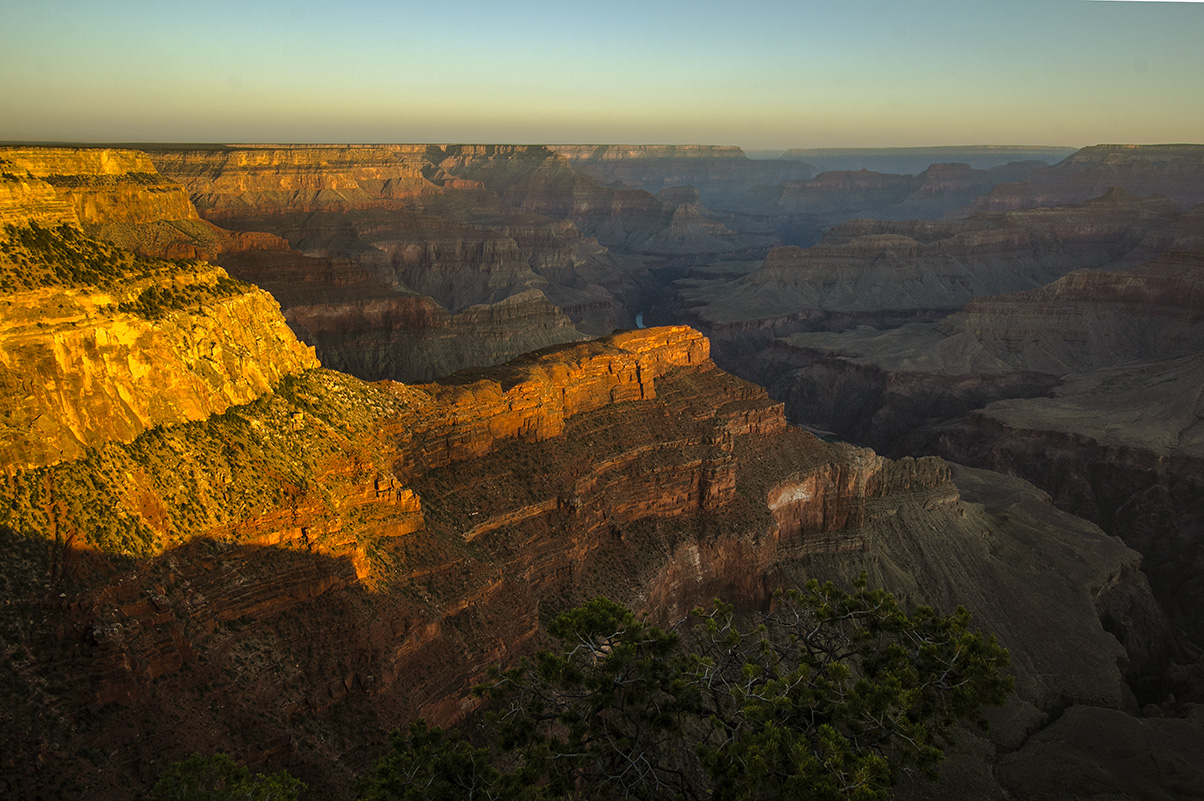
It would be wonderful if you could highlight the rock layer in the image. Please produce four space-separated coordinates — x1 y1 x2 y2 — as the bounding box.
673 189 1182 371
967 144 1204 213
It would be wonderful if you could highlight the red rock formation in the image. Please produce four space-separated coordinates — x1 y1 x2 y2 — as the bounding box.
143 145 653 376
0 318 1175 801
148 145 438 218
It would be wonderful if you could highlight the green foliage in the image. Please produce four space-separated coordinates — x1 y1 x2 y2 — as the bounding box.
0 221 181 290
687 580 1014 801
362 582 1013 801
0 369 410 556
358 720 533 801
150 753 304 801
117 275 247 319
41 171 163 188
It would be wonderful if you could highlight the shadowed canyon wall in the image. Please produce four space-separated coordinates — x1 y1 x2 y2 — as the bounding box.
2 143 1204 800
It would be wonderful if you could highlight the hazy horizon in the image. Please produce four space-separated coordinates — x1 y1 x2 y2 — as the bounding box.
2 0 1201 150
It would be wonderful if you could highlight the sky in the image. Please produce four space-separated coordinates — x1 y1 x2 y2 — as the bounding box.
1 0 1201 151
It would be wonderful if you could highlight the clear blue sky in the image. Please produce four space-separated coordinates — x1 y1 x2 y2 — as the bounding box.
2 0 1201 149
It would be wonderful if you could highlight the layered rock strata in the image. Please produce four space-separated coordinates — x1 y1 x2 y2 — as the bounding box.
3 145 635 382
756 251 1204 448
550 144 816 208
1 143 1200 801
145 145 662 377
673 188 1182 371
756 251 1204 645
967 144 1204 213
1 148 200 226
0 297 1187 800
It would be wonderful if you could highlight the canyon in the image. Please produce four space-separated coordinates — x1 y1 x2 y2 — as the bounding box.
1 142 1203 800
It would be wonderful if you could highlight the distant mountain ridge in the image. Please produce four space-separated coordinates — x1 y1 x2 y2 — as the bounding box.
781 145 1078 175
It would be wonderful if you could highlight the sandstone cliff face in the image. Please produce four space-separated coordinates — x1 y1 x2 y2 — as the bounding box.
1 147 200 226
142 145 652 378
0 176 318 472
431 144 672 249
937 354 1204 644
752 251 1204 649
284 287 587 383
755 251 1204 449
148 145 439 218
0 173 79 227
0 146 290 266
1 142 1195 801
0 317 1173 801
0 267 317 471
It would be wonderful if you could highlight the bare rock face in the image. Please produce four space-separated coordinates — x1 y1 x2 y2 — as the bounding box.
145 145 661 378
285 286 587 383
758 251 1204 444
0 172 79 227
0 158 318 471
0 268 317 470
938 354 1204 645
0 148 200 226
672 189 1182 370
755 251 1204 647
2 143 1198 801
146 144 438 218
0 305 1182 800
996 705 1204 801
967 144 1204 213
430 144 672 249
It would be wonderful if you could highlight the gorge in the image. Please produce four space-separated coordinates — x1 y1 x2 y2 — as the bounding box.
1 142 1203 800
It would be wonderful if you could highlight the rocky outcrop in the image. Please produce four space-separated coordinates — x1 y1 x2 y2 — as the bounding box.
0 267 317 471
2 142 1199 801
753 251 1204 646
750 168 921 216
672 189 1185 371
0 148 199 226
754 250 1204 447
995 705 1204 801
0 310 1183 800
283 287 587 383
967 144 1204 213
431 144 671 249
0 173 79 227
0 185 317 472
938 354 1204 645
144 145 653 376
147 145 439 218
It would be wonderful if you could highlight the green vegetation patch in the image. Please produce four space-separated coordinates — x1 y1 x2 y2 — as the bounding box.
0 369 418 556
117 276 248 319
40 171 164 188
0 221 196 292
